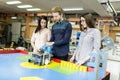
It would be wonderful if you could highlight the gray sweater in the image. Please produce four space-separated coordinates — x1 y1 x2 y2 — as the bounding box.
75 28 101 61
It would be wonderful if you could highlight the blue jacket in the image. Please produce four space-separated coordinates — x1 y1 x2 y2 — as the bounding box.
50 20 72 56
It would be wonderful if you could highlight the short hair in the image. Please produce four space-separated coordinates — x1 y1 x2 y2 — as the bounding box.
51 6 63 15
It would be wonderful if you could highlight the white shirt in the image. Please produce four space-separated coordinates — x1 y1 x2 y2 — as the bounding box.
31 28 51 52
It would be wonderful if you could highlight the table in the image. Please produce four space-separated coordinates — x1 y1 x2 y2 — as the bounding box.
0 52 109 80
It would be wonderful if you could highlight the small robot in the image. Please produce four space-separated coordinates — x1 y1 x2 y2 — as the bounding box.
28 45 52 66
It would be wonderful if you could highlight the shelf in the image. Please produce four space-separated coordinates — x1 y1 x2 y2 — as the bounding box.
68 18 80 22
29 23 37 27
27 13 34 17
110 29 120 31
0 20 7 25
0 30 4 34
96 17 114 21
72 24 80 30
21 23 26 26
17 13 26 16
0 20 6 23
37 13 47 16
99 26 120 31
72 28 80 30
110 27 120 31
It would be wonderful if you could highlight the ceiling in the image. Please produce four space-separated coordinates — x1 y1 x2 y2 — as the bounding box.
0 0 120 17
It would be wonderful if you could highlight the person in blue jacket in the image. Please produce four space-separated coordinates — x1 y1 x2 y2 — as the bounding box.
46 6 72 61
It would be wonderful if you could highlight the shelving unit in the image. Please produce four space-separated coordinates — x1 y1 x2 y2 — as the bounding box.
0 14 7 35
97 17 120 42
0 19 5 21
1 13 119 42
21 23 26 26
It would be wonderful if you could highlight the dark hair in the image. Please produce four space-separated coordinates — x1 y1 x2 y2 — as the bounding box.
80 13 95 31
35 16 48 33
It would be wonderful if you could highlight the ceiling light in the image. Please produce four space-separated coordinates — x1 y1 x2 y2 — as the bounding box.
99 0 120 3
109 0 120 2
63 8 84 11
106 3 113 12
27 8 41 11
116 11 120 13
6 1 22 5
17 5 32 8
107 1 117 16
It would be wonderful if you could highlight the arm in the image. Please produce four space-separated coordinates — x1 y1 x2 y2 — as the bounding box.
70 35 82 62
45 28 54 46
92 29 101 53
31 41 36 50
50 26 55 42
75 36 90 65
54 23 72 46
31 32 37 50
47 29 51 41
76 56 90 66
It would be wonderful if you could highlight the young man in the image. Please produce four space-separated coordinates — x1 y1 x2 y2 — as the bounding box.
46 6 72 61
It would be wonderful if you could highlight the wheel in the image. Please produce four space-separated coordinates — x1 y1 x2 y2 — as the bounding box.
34 58 38 64
38 62 42 66
28 58 32 62
38 57 42 66
34 61 38 64
45 59 50 65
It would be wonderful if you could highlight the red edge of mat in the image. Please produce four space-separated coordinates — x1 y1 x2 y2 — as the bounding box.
0 50 28 54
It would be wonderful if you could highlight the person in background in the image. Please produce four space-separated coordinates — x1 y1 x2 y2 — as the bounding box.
70 13 101 66
17 35 24 46
46 6 72 61
31 16 51 52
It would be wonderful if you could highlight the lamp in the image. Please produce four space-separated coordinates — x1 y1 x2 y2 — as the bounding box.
106 0 117 16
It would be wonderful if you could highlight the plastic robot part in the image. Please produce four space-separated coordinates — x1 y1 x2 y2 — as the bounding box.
45 59 50 65
28 45 52 66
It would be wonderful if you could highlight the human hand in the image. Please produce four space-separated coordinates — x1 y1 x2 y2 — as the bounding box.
34 47 40 52
70 56 74 62
76 60 85 66
76 56 91 66
46 42 54 46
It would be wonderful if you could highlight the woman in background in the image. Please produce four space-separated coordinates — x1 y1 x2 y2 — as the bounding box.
70 13 101 66
31 16 51 52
